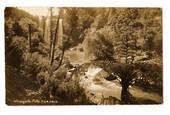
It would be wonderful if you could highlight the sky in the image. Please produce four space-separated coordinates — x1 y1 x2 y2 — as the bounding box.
18 7 59 16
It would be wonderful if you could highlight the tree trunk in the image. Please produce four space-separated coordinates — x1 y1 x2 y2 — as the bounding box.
42 18 46 40
28 24 32 52
50 15 60 67
121 81 129 104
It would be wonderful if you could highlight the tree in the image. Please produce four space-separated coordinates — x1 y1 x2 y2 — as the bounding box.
108 64 138 103
104 8 162 103
60 8 79 47
93 33 114 60
139 8 162 53
110 9 139 103
114 9 139 64
61 8 97 47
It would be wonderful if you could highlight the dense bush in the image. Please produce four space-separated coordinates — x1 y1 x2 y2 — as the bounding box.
134 61 162 95
21 52 49 80
38 62 93 104
55 78 92 104
5 36 27 68
83 26 115 60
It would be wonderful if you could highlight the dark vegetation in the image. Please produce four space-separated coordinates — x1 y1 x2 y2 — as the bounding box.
5 7 162 105
5 7 92 105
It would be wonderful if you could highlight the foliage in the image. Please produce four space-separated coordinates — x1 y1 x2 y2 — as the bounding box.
61 8 97 47
5 7 39 23
5 36 27 67
21 52 49 80
134 61 163 95
113 9 139 63
138 8 162 53
54 78 92 104
61 8 162 57
5 7 162 105
38 61 93 104
83 26 115 60
5 8 39 38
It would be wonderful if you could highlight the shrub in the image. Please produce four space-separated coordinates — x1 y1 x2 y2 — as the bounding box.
38 61 93 104
21 52 49 81
55 72 93 105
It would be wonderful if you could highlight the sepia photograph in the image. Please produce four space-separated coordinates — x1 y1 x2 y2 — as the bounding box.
5 7 163 105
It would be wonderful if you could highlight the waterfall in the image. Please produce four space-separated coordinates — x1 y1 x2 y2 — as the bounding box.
44 17 50 43
56 19 63 49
